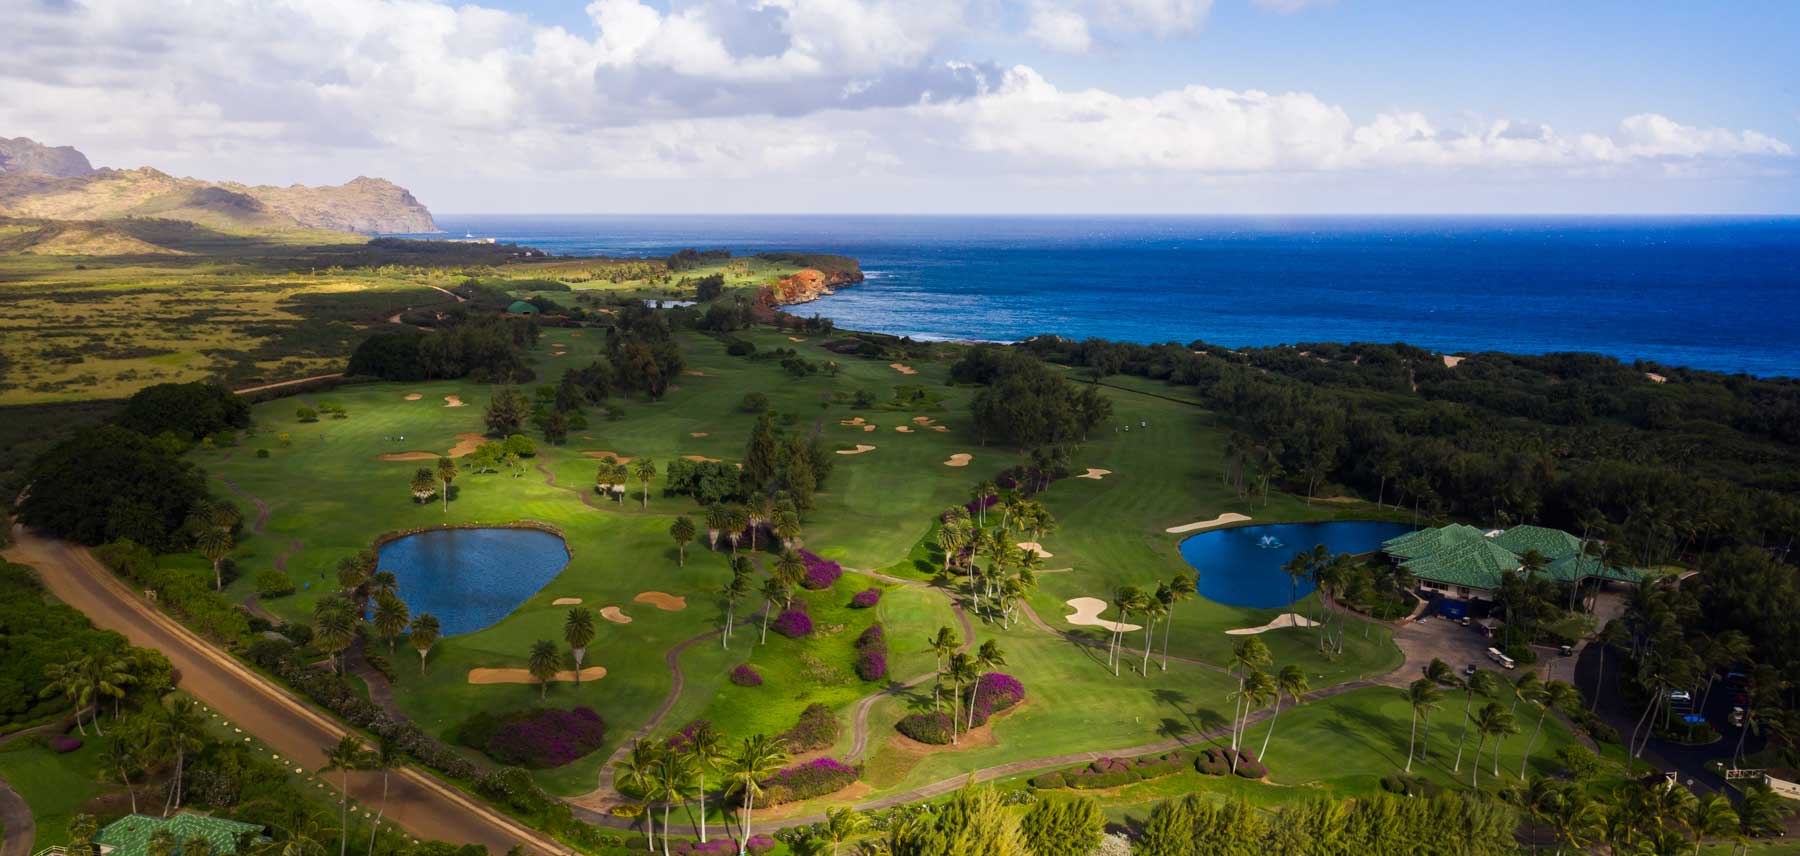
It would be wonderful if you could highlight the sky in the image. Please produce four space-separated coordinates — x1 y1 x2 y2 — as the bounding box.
3 0 1798 214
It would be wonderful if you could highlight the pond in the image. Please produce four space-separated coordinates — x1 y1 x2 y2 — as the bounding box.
378 527 570 636
1178 521 1415 610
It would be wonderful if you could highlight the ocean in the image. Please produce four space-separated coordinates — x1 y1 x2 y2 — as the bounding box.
414 215 1800 377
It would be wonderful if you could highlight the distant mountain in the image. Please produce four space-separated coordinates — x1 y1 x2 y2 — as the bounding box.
0 136 435 235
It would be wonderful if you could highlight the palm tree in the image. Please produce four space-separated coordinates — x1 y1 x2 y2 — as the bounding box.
617 740 662 852
409 467 436 503
685 723 727 844
196 527 235 591
366 571 398 602
650 749 696 856
632 457 658 509
947 652 977 742
725 505 748 552
1469 702 1517 787
85 651 133 732
1259 665 1309 762
1138 589 1166 677
772 509 802 550
670 516 697 566
1510 671 1541 716
772 550 805 594
528 640 560 699
1519 680 1577 780
1109 584 1143 675
1454 669 1499 772
966 639 1006 732
1404 678 1441 773
1420 658 1458 762
1281 552 1310 611
935 522 966 575
150 697 204 815
725 735 788 854
1684 793 1738 856
758 577 788 644
43 654 98 735
435 456 457 513
373 595 409 656
363 738 401 856
745 495 773 551
928 626 959 712
721 572 750 648
704 504 731 550
1543 785 1605 856
322 734 366 856
1227 636 1271 768
565 607 597 684
101 725 148 814
408 613 439 676
823 806 867 856
973 481 997 526
596 457 624 502
314 608 355 675
1160 573 1194 671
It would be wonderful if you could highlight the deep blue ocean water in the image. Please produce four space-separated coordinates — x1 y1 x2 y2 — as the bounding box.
417 215 1799 377
1178 521 1417 610
378 527 570 636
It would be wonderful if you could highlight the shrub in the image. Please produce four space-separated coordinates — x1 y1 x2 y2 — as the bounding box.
730 664 763 687
973 672 1025 716
849 588 882 608
896 712 955 745
739 392 770 413
296 407 318 422
481 707 607 769
725 340 757 357
771 609 813 638
1504 642 1538 665
1029 772 1066 789
856 623 885 649
1556 745 1604 780
856 649 887 682
1195 748 1230 776
1235 761 1267 779
672 836 774 856
48 735 82 753
799 551 842 590
759 757 862 805
256 448 271 459
777 703 840 753
255 570 295 598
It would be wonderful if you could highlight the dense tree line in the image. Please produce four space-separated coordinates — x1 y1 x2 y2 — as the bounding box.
17 425 210 550
114 381 250 441
347 315 540 383
951 348 1112 449
602 304 686 399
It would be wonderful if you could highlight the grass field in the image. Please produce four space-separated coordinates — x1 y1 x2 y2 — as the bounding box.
0 736 108 849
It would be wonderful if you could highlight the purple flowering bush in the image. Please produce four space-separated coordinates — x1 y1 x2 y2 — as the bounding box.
480 706 606 768
771 609 813 638
48 734 82 753
849 587 882 608
731 664 763 687
672 835 775 856
974 672 1025 712
896 673 1025 744
777 703 840 753
896 712 955 745
800 551 843 590
759 757 863 805
854 622 888 682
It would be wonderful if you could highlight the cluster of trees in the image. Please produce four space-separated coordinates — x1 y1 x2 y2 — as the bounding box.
935 487 1057 627
347 316 540 384
666 247 731 271
951 348 1112 449
311 551 441 679
741 412 833 511
114 381 250 441
917 625 1008 744
604 304 687 399
4 561 173 730
1504 774 1789 855
615 725 791 855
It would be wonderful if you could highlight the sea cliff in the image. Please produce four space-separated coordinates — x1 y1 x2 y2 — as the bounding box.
756 254 864 307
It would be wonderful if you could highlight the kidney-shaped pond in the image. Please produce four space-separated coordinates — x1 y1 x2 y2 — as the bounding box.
1179 521 1415 610
379 527 570 636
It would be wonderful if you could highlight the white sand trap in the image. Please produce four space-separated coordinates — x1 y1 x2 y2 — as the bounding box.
1225 613 1320 635
635 591 687 611
1038 567 1074 574
375 433 486 462
580 450 634 462
444 395 466 407
552 597 582 606
930 425 949 432
1076 468 1111 480
837 445 877 455
944 453 972 467
1646 372 1667 383
895 426 914 433
403 393 423 401
468 667 607 685
889 363 918 375
1165 513 1252 534
1018 541 1052 558
1443 355 1464 368
1064 597 1140 633
600 606 631 624
551 351 566 357
684 370 706 376
788 336 806 343
570 332 584 337
912 416 935 425
863 424 877 432
682 454 723 463
840 417 867 426
690 432 709 438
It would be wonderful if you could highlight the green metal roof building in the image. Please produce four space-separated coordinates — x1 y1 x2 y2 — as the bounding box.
1383 524 1646 601
505 300 539 315
96 814 266 856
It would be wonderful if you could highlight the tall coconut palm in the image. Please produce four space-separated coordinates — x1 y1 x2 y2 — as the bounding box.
527 640 560 699
973 481 997 526
947 652 977 742
632 458 658 509
670 516 697 566
1227 636 1271 768
935 522 967 575
1260 665 1310 762
1469 702 1517 787
321 735 368 856
823 807 867 856
1684 793 1738 856
363 738 401 856
721 572 750 648
1419 658 1459 761
43 655 98 735
758 577 788 644
724 735 788 854
435 456 457 513
408 613 440 676
966 640 1006 732
617 740 663 852
725 505 749 552
151 697 205 815
772 509 802 550
196 527 235 591
1161 571 1195 671
1281 552 1310 611
1138 590 1165 678
372 595 409 656
1519 680 1578 780
650 749 696 856
1404 678 1441 773
1511 671 1542 716
685 723 727 843
704 504 731 550
928 626 959 712
565 607 597 684
772 550 805 595
745 495 774 551
1108 584 1143 675
1454 669 1499 772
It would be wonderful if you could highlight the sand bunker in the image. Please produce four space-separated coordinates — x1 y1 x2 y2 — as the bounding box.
889 363 918 375
683 370 707 376
837 445 877 455
930 425 949 432
1225 613 1321 635
944 453 972 467
1646 372 1667 383
444 395 466 407
403 393 423 401
634 591 687 611
690 432 709 438
912 416 935 425
552 597 582 606
682 455 723 463
895 426 914 433
1442 355 1464 368
1076 468 1112 480
863 424 877 432
787 336 806 343
376 433 486 462
468 667 607 685
570 332 583 337
839 417 867 426
550 351 566 357
600 606 631 624
1018 542 1053 558
1164 513 1251 534
580 450 634 462
1064 597 1140 633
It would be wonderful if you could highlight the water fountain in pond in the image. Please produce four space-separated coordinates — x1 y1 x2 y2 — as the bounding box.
1257 535 1284 550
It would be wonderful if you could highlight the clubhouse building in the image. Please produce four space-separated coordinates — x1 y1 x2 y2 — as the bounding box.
1382 523 1646 604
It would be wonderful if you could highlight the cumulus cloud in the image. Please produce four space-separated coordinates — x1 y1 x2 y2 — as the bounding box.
1023 0 1212 52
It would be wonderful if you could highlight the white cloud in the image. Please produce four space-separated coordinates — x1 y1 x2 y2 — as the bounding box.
1252 0 1334 13
1026 3 1093 53
1022 0 1212 52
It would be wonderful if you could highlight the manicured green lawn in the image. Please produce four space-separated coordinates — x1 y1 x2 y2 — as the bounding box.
0 737 108 849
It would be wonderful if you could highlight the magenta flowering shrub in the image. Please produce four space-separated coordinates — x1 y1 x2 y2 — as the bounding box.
759 757 863 805
896 673 1025 744
730 664 763 687
483 706 606 768
963 493 999 516
771 609 813 638
896 711 955 745
672 835 774 856
48 734 82 753
800 551 843 590
776 703 839 753
849 587 882 608
666 719 712 751
974 672 1025 712
854 622 888 682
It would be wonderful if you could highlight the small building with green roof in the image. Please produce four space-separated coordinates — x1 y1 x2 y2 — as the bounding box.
504 300 540 315
96 813 267 856
1383 524 1646 602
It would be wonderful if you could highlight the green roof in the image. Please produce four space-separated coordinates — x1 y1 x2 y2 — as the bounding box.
1400 538 1522 591
1491 525 1583 561
1546 554 1648 585
97 814 265 856
505 300 539 314
1382 523 1487 560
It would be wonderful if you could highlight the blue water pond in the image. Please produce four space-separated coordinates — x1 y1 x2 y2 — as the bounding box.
378 527 570 636
1178 521 1416 610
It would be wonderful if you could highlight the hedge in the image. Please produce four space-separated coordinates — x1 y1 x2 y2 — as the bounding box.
759 757 862 805
463 706 606 768
672 836 775 856
855 622 888 682
896 712 956 745
799 551 843 590
777 703 839 753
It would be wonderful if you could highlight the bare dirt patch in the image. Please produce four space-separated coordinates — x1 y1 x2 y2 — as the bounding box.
1164 513 1251 534
600 606 632 624
443 395 466 407
889 363 918 375
467 666 607 685
837 444 877 455
634 591 687 611
1076 468 1111 480
943 453 972 467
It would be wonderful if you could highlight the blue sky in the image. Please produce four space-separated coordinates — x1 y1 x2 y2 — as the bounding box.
3 0 1796 213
